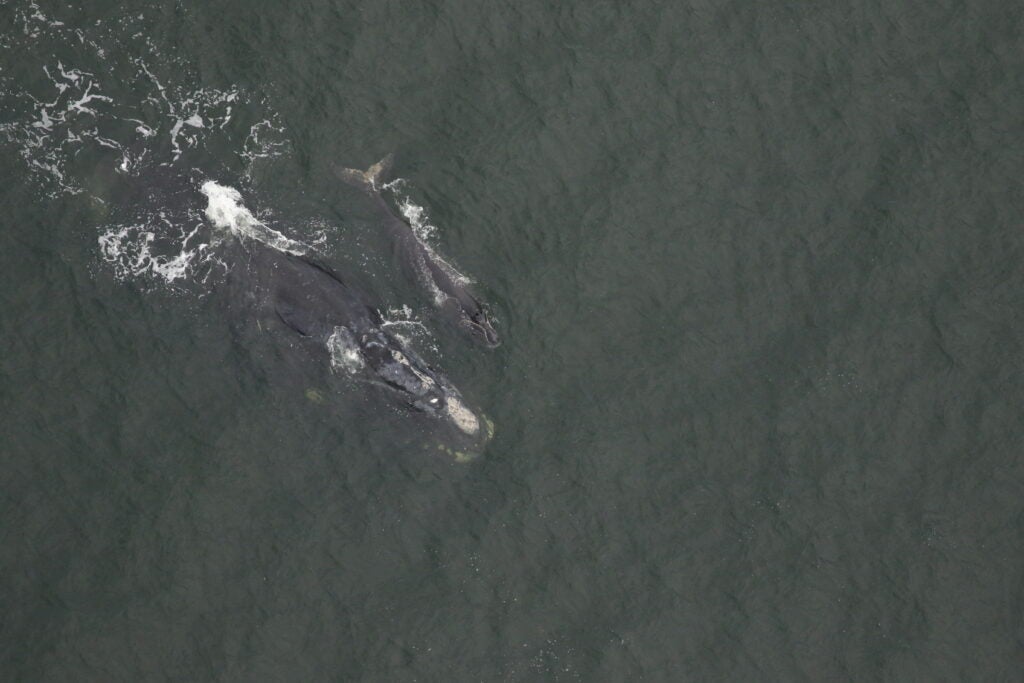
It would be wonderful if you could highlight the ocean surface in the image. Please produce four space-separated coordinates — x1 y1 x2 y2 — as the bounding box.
2 1 1023 680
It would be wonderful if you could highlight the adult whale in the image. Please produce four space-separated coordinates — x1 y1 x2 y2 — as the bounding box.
333 156 500 348
203 182 491 457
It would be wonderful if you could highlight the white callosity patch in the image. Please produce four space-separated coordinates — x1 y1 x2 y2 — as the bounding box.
327 325 481 436
389 349 437 392
200 181 307 255
445 395 480 435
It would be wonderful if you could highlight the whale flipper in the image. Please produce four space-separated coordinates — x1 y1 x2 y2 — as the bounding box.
333 154 394 193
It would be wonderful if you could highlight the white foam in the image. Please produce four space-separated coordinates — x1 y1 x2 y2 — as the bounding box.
380 304 437 350
168 118 184 157
395 194 474 289
2 5 267 196
66 80 111 115
126 118 155 137
1 6 303 292
200 180 307 255
240 118 288 177
327 327 365 374
97 219 210 284
396 195 436 242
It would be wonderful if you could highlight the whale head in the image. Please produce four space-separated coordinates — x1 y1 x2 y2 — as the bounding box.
352 329 488 441
442 296 500 349
462 309 500 348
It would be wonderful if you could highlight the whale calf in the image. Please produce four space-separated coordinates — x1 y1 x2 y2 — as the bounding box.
333 155 500 348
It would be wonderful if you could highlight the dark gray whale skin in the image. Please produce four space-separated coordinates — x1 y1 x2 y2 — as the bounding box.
226 237 488 446
333 156 500 348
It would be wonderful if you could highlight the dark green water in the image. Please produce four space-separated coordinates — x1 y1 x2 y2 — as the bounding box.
2 1 1023 680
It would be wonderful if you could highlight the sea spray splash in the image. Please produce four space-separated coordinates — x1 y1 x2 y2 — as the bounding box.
394 193 474 289
199 181 307 255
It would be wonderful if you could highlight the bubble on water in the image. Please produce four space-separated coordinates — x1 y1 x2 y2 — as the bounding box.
97 210 223 287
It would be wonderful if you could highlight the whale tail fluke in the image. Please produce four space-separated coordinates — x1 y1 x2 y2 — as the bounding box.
333 154 394 193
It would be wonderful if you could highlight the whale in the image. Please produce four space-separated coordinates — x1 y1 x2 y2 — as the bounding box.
219 225 491 456
332 155 500 348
